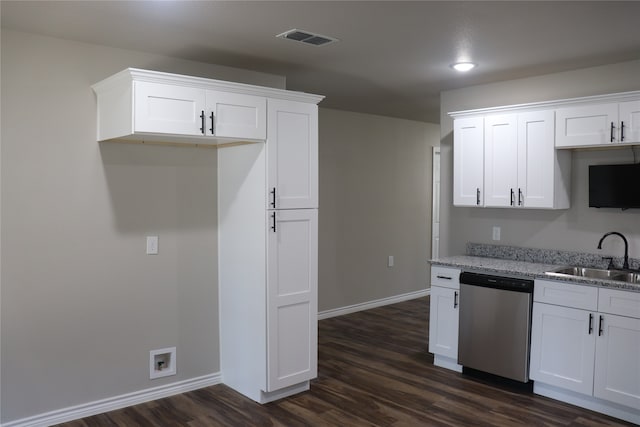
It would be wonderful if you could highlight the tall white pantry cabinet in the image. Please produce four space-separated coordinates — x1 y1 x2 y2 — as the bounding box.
218 99 320 403
92 69 323 404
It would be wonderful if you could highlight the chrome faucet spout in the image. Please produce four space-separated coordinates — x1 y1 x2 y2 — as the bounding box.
597 231 629 270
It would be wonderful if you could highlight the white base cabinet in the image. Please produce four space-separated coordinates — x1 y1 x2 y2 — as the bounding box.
428 266 462 372
530 280 640 424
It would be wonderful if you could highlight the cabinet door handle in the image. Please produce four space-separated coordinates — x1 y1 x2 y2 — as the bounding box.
200 111 206 135
271 212 276 233
598 315 604 336
209 112 215 135
621 121 625 142
453 291 458 308
270 187 276 208
518 188 523 206
436 275 452 280
588 313 593 335
510 188 515 206
476 188 481 205
610 122 615 142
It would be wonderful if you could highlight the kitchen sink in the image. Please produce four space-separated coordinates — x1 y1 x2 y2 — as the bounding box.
545 266 640 283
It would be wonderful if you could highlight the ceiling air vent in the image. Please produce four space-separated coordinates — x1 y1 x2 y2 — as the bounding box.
276 29 338 47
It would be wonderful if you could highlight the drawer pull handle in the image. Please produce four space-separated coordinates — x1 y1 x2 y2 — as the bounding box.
454 291 459 308
436 275 452 280
588 313 593 335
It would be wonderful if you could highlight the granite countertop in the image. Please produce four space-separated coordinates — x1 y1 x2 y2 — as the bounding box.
431 245 640 293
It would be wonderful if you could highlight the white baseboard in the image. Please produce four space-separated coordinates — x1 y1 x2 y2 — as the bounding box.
2 372 222 427
318 289 430 320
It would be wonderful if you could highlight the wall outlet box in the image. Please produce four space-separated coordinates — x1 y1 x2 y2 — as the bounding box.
492 226 501 241
388 255 394 268
149 347 176 379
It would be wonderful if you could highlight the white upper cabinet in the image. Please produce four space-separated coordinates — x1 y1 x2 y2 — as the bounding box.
619 100 640 143
207 90 266 140
484 114 518 207
93 68 322 146
556 97 640 148
555 103 619 148
134 81 206 136
454 110 569 209
453 117 484 207
267 99 319 210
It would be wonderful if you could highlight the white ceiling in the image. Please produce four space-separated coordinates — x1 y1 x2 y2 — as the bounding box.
2 1 640 123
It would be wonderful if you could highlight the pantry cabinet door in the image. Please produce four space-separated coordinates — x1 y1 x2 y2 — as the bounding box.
267 99 318 209
266 209 318 391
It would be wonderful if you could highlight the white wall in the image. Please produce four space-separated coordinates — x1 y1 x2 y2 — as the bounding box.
439 60 640 260
318 108 440 311
0 29 283 423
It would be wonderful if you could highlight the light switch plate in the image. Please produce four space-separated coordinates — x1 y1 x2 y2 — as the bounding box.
146 236 159 255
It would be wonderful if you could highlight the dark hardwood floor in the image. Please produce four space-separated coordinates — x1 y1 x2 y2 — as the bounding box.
58 297 633 426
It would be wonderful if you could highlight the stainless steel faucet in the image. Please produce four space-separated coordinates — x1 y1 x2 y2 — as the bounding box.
597 231 629 270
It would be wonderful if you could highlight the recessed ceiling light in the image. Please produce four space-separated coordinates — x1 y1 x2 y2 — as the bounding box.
451 62 477 72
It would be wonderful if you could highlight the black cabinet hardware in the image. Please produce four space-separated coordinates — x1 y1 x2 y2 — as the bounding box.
210 112 215 134
200 111 206 134
589 313 593 334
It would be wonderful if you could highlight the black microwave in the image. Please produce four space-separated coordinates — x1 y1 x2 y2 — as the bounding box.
589 163 640 209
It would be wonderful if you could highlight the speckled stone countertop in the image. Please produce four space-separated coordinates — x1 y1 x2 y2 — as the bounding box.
430 243 640 293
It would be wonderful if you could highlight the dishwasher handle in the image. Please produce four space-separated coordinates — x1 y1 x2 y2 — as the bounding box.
460 271 533 293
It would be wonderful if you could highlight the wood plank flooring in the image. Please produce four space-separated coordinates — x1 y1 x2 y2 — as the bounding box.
57 297 634 426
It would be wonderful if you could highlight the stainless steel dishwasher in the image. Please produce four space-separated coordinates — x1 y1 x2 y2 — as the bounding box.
458 271 534 382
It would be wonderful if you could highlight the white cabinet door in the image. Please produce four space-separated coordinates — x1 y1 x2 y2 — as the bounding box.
484 114 517 207
594 314 640 409
267 99 318 209
555 103 618 147
206 91 266 140
134 81 206 136
428 285 459 360
530 302 596 395
453 117 484 206
518 111 556 208
619 100 640 144
266 209 318 392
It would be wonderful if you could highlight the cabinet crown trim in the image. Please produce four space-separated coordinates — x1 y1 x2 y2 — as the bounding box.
92 68 325 105
448 90 640 118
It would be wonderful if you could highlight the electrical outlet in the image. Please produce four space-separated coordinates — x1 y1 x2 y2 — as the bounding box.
492 226 501 241
388 255 394 268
